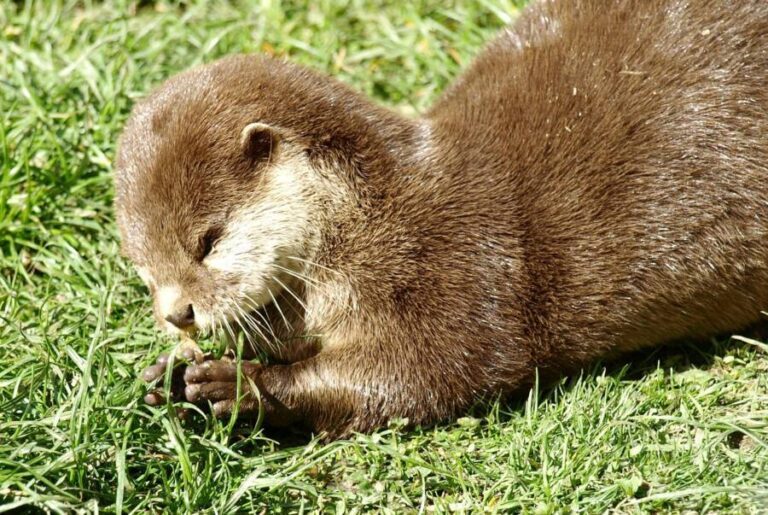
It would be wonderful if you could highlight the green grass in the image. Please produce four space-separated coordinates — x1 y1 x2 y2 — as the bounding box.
1 0 767 512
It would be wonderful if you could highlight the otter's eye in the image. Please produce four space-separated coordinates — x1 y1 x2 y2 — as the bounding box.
198 227 223 260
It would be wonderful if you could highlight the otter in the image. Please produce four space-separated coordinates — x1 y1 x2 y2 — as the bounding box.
115 0 768 439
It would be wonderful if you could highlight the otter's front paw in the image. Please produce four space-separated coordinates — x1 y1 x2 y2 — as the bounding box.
182 360 263 418
183 360 297 426
141 347 212 406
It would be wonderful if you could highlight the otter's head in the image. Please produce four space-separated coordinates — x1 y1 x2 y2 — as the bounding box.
114 57 347 336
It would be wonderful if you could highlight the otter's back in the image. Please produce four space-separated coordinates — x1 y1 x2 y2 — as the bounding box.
420 0 768 351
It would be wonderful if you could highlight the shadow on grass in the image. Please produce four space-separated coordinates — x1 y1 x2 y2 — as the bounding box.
600 323 764 380
486 323 767 429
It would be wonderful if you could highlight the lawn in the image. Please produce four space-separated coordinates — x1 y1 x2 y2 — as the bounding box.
1 0 767 512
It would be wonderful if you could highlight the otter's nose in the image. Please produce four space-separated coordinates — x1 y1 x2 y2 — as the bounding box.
165 304 195 330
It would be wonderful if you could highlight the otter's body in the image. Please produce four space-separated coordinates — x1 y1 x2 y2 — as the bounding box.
117 0 768 438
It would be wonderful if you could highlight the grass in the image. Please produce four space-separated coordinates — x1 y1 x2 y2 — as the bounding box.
1 0 767 512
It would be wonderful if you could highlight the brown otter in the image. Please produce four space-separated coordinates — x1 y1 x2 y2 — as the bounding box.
115 0 768 439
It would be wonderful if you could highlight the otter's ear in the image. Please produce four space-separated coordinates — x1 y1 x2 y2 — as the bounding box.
240 122 281 163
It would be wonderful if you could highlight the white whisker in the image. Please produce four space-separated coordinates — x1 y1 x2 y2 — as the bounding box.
268 288 292 332
286 255 343 276
273 276 309 313
274 264 324 289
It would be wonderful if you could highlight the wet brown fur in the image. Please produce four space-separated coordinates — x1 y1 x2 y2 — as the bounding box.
116 0 768 438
